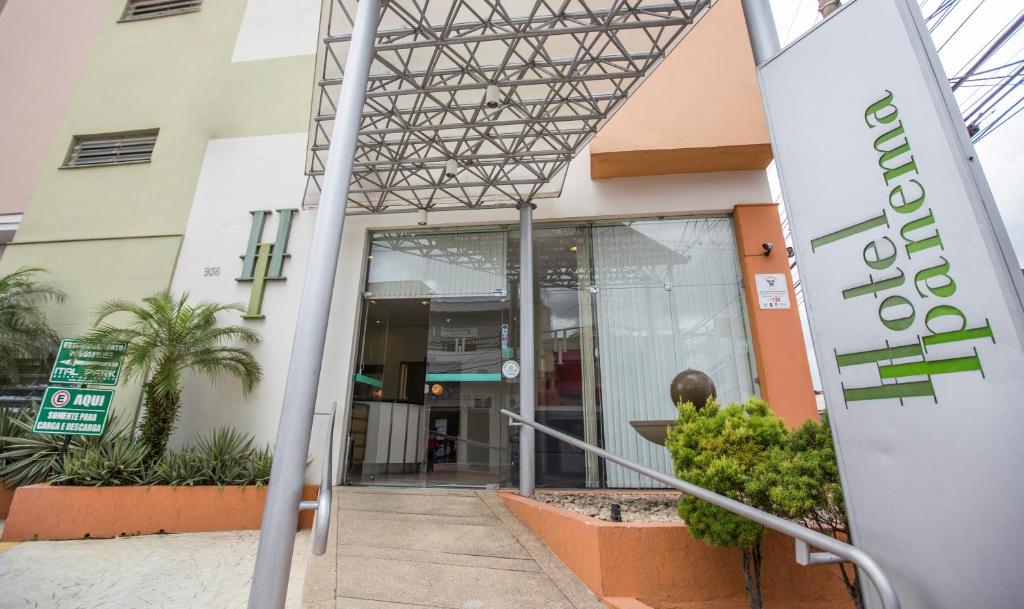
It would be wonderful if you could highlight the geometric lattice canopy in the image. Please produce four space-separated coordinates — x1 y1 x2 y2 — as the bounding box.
306 0 713 214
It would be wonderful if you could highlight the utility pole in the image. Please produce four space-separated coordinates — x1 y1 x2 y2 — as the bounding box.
819 0 841 18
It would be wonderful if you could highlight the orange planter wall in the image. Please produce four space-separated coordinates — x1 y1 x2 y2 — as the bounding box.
1 484 318 542
500 492 848 604
0 482 14 519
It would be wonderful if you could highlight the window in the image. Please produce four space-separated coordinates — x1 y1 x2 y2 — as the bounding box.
62 130 159 169
120 0 201 22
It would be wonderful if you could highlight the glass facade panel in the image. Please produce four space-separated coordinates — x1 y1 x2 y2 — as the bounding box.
592 218 757 487
366 231 507 299
348 217 755 489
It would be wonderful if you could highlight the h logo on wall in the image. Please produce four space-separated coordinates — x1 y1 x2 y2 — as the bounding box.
237 209 298 318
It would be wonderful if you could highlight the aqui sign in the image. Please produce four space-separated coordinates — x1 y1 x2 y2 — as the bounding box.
49 338 127 386
32 387 113 436
759 0 1024 607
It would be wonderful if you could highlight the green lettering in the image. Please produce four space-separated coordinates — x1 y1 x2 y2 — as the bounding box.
863 236 897 270
811 210 889 252
922 319 995 352
879 350 984 380
864 90 898 127
843 268 905 300
888 179 925 214
914 256 956 298
873 122 919 184
900 209 944 258
843 380 935 403
879 295 915 330
836 342 923 368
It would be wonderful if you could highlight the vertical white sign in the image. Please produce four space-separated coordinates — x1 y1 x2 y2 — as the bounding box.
759 1 1024 608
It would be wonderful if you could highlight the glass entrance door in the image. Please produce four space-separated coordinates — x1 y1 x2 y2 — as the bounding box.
423 297 511 487
345 296 512 488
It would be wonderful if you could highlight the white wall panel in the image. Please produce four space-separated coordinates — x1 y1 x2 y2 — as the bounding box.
232 0 320 63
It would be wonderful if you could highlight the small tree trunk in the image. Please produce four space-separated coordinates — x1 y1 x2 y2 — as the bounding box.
138 380 181 460
741 543 765 609
839 564 865 609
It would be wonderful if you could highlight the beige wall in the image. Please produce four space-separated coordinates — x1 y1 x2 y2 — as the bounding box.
0 0 111 216
589 0 772 178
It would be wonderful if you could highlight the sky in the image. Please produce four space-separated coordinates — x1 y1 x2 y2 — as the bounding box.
764 0 1024 396
768 0 1024 262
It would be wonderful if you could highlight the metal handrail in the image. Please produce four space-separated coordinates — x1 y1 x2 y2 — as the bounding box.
299 402 336 556
501 409 901 609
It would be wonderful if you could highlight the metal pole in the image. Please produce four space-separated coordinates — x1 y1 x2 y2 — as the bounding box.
818 0 841 18
739 0 781 66
247 1 379 608
517 202 536 497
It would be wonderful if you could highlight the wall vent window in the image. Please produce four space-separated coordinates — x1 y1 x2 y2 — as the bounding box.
63 130 159 168
120 0 201 22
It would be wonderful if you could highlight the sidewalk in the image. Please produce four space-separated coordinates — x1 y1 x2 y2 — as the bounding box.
302 487 606 609
0 527 310 609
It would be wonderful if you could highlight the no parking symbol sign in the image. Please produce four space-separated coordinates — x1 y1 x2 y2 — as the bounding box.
32 387 114 436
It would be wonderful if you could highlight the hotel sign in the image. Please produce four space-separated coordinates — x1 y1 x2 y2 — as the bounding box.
759 0 1024 607
237 209 298 319
33 387 113 436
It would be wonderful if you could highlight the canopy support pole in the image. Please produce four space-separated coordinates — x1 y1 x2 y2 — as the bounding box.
517 202 537 497
247 1 379 608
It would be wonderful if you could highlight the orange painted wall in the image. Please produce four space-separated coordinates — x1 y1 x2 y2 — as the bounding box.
0 483 14 519
733 204 818 426
501 492 847 604
1 484 318 541
589 0 772 179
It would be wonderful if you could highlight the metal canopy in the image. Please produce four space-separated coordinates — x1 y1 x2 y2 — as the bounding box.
307 0 713 214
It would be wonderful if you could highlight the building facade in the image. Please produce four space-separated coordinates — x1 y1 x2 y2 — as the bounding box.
1 0 817 487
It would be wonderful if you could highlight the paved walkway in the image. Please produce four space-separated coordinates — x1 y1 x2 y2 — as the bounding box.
0 528 310 609
302 487 606 609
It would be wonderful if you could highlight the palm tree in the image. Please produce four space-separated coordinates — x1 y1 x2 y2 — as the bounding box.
82 290 263 458
0 267 65 382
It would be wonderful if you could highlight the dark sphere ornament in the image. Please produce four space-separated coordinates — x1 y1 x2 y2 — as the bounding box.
670 369 717 411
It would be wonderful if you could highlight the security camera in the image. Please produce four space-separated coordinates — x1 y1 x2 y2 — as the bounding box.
762 242 774 256
485 84 501 109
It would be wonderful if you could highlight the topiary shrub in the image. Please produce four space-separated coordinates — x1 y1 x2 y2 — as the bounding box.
750 414 863 609
666 397 789 609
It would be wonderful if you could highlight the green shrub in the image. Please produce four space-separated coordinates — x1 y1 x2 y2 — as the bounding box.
2 414 273 488
666 398 788 609
248 445 273 486
193 427 253 487
150 448 204 486
750 415 863 609
52 437 150 486
0 405 129 487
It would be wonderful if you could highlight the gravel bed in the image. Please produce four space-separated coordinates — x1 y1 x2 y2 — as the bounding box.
534 490 683 523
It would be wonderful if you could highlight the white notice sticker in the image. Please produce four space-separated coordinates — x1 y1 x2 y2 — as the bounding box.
755 273 790 310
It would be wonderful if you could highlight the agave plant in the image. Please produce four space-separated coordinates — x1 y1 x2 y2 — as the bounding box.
81 291 262 459
0 405 130 487
0 268 65 383
248 445 273 486
193 427 254 487
151 448 206 486
52 437 151 487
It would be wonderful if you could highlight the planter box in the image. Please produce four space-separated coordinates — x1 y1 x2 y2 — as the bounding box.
1 483 318 542
0 482 14 519
500 491 850 607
